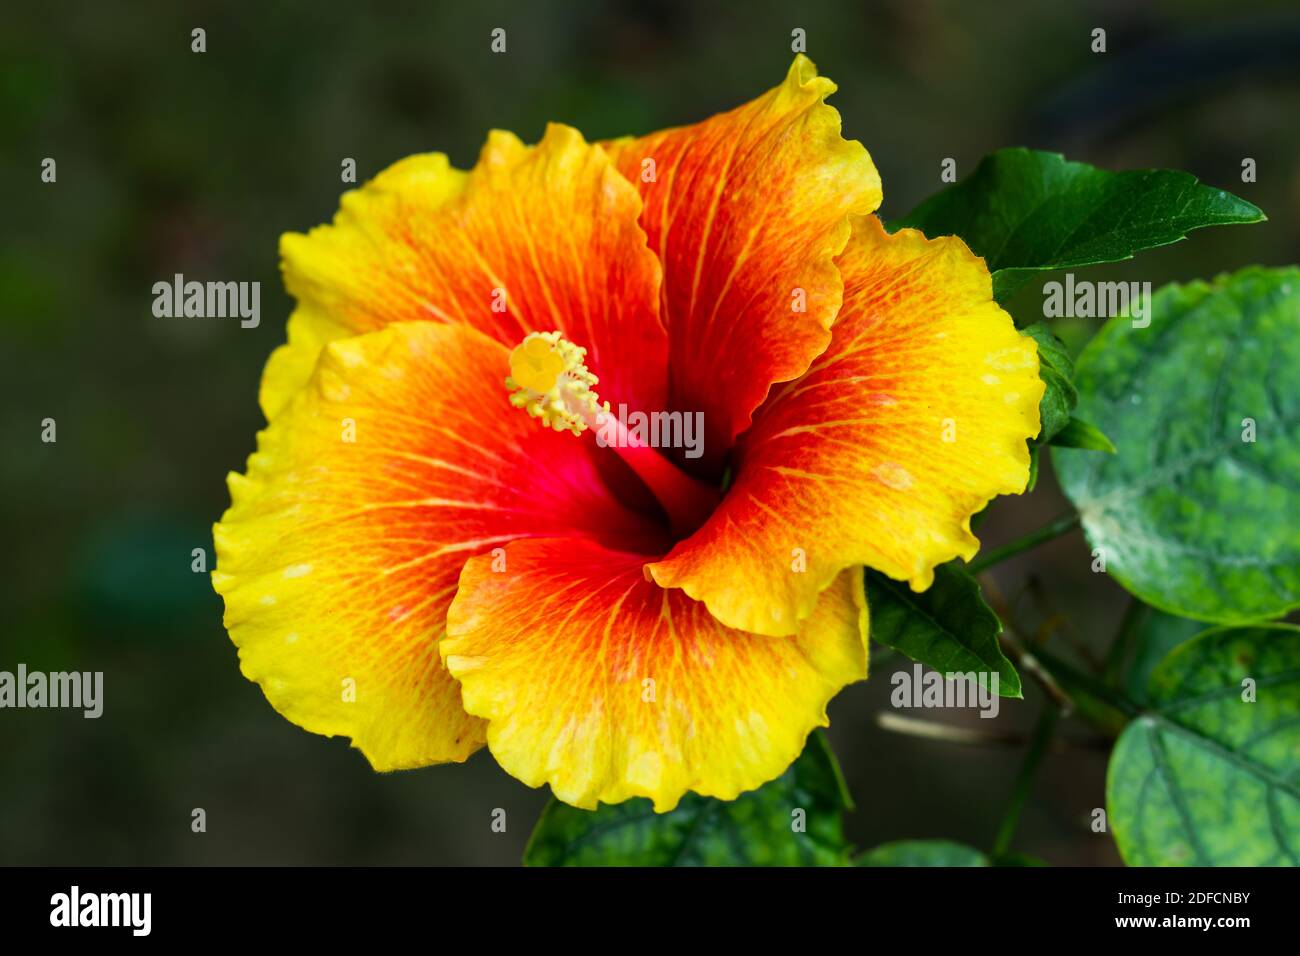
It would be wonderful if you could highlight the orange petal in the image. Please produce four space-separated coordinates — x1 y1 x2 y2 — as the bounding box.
442 537 868 812
648 215 1043 636
214 322 664 770
604 55 882 473
264 124 667 424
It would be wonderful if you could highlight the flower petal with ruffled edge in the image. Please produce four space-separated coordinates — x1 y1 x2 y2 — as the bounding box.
213 322 665 770
603 55 882 474
647 215 1043 637
263 123 667 423
442 537 868 811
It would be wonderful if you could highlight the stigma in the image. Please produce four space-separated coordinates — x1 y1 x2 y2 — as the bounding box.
504 330 721 538
506 332 608 436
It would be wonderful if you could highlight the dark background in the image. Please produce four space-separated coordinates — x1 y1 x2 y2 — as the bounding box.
3 0 1298 865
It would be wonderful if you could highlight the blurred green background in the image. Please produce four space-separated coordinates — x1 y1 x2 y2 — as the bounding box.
2 0 1298 865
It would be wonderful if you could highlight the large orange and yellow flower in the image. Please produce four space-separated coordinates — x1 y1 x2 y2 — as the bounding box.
212 56 1042 811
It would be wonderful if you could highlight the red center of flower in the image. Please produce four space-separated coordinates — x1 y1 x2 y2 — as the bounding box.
506 331 719 538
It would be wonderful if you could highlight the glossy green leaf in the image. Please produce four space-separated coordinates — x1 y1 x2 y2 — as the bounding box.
857 840 988 867
1022 322 1077 443
1021 323 1079 490
523 732 852 866
1107 624 1300 866
1054 267 1300 623
1026 447 1041 492
892 148 1264 300
1051 417 1116 453
865 564 1021 698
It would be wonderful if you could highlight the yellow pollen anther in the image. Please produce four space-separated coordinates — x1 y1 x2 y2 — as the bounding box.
506 331 608 436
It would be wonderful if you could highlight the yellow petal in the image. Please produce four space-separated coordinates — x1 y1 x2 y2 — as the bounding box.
214 322 664 770
648 215 1043 636
263 125 667 425
442 537 868 811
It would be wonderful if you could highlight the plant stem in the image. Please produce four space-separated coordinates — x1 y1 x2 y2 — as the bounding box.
1024 574 1102 671
991 704 1059 859
875 712 1026 748
998 629 1073 712
982 573 1139 733
968 512 1081 574
1029 647 1144 723
1102 597 1145 685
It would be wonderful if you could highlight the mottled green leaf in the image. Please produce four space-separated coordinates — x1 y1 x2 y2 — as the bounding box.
1051 417 1116 453
523 732 852 866
892 148 1264 300
1107 624 1300 866
1054 267 1300 623
857 840 989 867
865 564 1021 698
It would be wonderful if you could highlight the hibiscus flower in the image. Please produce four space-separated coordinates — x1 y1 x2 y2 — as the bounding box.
212 56 1042 811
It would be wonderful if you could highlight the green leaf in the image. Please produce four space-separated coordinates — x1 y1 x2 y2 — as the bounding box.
892 148 1264 301
1020 323 1080 490
1050 417 1116 453
1022 322 1077 443
1054 267 1300 623
523 732 852 866
1107 624 1300 866
865 564 1022 698
1026 447 1041 492
857 840 988 867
